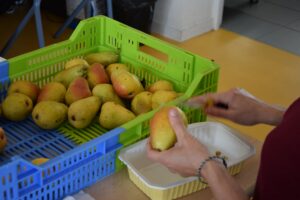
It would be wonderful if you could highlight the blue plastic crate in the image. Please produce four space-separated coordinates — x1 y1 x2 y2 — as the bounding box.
0 122 123 200
0 59 9 101
0 118 76 164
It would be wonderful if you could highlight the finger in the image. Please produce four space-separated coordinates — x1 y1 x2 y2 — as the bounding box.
210 89 237 105
168 108 187 143
146 139 163 161
185 95 208 108
205 106 232 119
186 91 232 108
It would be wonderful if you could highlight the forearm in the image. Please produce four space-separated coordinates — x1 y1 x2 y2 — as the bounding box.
201 161 248 200
256 103 286 126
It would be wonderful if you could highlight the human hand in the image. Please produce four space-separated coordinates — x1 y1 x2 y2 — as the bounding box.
147 108 210 177
147 108 248 200
186 88 285 126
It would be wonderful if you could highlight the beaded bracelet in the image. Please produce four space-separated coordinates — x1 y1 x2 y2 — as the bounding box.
196 155 228 184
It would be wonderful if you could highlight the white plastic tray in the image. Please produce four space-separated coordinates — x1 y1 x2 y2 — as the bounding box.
119 121 255 198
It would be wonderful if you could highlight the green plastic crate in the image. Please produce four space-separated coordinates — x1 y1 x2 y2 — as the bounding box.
0 16 219 199
4 15 218 146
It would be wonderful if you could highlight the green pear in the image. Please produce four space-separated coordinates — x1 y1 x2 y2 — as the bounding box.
147 80 174 93
37 82 66 103
150 106 188 151
111 70 144 99
2 93 33 121
68 96 101 129
151 90 179 109
65 77 92 105
7 80 40 103
92 84 124 106
54 64 88 87
0 128 7 152
106 63 129 78
87 63 109 89
131 91 153 115
85 51 119 66
32 101 68 129
99 101 136 130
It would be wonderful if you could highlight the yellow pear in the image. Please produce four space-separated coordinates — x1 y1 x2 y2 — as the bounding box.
7 80 40 103
99 101 136 130
2 93 33 121
37 82 66 103
111 70 144 99
92 84 124 106
151 90 179 109
147 80 174 93
85 51 119 66
106 63 129 78
65 58 89 69
131 91 153 115
68 96 101 129
32 157 49 165
32 101 68 129
87 63 109 89
65 77 92 105
150 106 188 151
54 64 88 87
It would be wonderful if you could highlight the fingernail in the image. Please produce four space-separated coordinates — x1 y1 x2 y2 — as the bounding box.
169 109 178 117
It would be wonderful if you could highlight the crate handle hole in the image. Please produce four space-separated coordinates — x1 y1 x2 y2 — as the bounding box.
139 43 168 63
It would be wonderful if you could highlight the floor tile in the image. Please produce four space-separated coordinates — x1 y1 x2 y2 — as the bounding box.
223 0 300 55
264 0 300 12
240 1 300 26
287 19 300 32
258 27 300 55
222 8 281 39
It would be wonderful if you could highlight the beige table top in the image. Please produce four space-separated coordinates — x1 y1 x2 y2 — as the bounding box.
85 135 262 200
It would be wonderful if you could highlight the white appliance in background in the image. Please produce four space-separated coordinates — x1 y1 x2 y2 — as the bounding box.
66 0 106 20
151 0 224 42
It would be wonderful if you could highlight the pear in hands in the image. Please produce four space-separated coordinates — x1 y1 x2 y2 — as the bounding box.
150 106 188 151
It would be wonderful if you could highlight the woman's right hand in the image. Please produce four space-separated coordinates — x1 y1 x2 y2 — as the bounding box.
186 88 285 126
147 108 211 177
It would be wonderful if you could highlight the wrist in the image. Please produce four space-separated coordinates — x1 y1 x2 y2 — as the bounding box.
200 159 226 180
196 155 227 182
257 103 285 126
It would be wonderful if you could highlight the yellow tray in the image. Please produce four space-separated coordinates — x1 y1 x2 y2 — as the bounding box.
119 122 255 200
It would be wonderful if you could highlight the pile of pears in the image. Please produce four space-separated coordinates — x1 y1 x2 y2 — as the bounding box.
0 51 182 133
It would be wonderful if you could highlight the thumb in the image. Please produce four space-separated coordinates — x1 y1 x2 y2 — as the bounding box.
168 108 187 143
